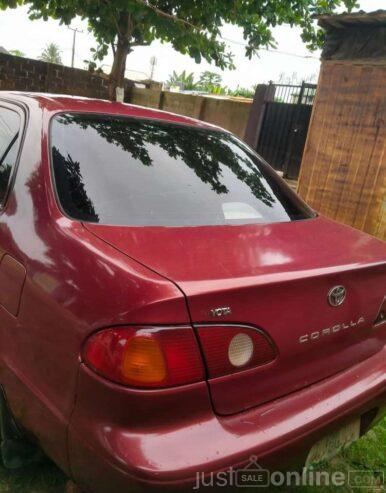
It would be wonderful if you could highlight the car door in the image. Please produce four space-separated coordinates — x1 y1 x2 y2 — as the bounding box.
0 100 77 474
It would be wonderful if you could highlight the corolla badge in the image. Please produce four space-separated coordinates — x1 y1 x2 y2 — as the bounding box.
328 285 346 307
299 316 365 344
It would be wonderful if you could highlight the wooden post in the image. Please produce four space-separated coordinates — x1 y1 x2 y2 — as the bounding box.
244 84 275 149
158 90 165 110
193 96 206 121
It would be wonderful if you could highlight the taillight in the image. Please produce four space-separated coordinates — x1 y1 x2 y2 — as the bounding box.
196 325 276 378
83 326 204 388
374 297 386 327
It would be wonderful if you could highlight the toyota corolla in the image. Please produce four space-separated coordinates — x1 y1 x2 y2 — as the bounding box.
0 92 384 493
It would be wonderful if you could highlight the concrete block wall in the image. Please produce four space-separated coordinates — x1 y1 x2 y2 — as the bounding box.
129 87 252 138
0 52 253 139
0 52 132 99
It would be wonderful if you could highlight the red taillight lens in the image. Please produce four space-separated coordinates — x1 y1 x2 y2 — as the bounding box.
374 297 386 327
83 326 204 388
197 325 276 378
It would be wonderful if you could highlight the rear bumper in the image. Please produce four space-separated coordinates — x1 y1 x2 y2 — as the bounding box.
68 346 386 493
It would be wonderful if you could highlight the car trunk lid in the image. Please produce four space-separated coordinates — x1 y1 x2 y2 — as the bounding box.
84 217 386 415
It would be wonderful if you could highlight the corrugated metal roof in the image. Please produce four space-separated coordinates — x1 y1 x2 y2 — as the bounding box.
317 9 386 29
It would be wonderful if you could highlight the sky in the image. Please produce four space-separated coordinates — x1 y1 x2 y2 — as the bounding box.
0 0 383 90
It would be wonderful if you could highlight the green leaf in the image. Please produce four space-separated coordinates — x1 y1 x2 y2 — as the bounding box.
0 0 356 98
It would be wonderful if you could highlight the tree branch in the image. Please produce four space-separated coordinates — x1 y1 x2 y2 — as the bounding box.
132 0 202 31
101 0 128 38
131 41 151 47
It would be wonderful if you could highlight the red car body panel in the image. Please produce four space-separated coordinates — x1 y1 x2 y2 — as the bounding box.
69 349 385 492
0 92 384 492
85 219 385 414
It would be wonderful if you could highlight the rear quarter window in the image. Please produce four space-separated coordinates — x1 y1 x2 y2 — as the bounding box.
0 107 21 204
50 113 314 227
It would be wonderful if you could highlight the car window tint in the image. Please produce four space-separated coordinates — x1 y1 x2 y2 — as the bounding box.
0 108 20 203
51 113 314 227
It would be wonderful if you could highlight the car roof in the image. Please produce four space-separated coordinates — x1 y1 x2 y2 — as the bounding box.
0 91 221 131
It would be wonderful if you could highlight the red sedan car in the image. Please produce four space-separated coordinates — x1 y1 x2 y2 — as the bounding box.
0 92 384 492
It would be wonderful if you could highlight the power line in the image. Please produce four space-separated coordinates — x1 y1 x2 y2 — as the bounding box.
62 22 319 61
265 48 319 60
220 35 320 60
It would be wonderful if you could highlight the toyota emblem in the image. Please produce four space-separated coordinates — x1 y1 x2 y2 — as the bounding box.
328 286 346 307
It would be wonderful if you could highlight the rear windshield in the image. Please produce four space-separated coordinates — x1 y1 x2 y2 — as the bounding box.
51 113 314 227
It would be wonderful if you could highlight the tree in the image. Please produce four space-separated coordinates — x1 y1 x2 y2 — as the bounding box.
166 70 197 90
277 71 318 85
39 43 62 64
0 0 358 101
228 85 257 99
198 71 222 90
9 49 25 57
278 71 302 85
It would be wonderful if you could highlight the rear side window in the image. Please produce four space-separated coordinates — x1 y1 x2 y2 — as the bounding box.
0 108 20 204
51 113 314 227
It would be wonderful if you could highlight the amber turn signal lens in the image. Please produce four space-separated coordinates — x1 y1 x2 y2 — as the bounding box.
83 326 204 388
122 336 166 384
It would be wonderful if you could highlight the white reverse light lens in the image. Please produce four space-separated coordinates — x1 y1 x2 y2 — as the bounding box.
228 333 254 367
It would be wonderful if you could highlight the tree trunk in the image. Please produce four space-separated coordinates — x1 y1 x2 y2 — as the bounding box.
109 38 129 101
108 12 132 101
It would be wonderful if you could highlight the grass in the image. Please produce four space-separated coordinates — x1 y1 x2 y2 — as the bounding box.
0 419 383 492
0 460 66 493
274 417 386 493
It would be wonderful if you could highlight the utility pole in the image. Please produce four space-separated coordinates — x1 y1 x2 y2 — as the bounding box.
149 56 157 82
68 26 83 68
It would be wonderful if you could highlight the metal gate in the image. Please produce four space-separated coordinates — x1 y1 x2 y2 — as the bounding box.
256 82 317 180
